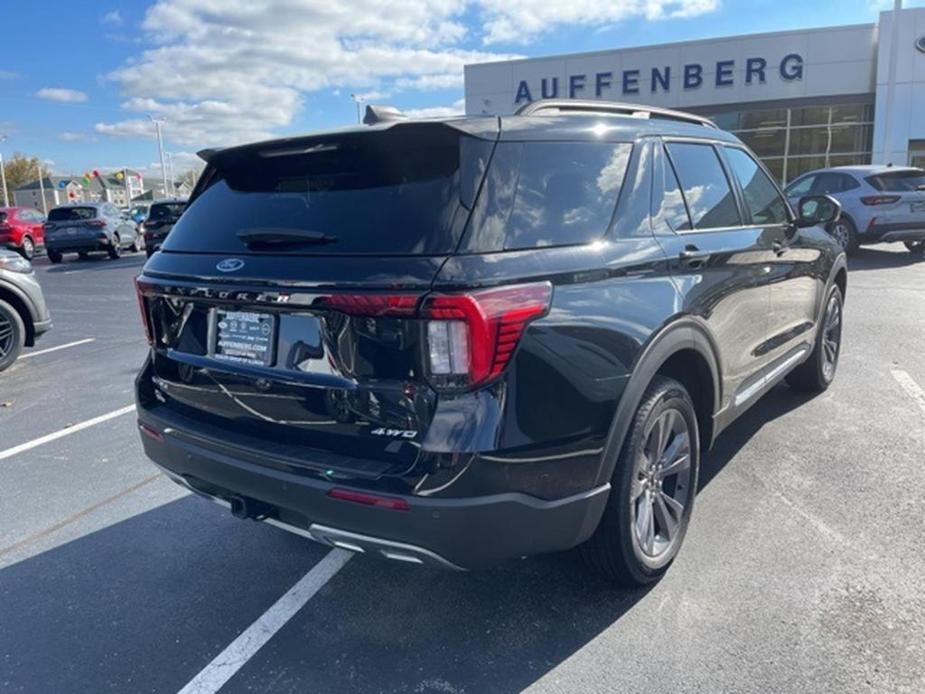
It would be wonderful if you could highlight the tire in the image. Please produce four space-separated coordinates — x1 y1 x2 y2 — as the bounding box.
19 236 34 260
0 298 26 372
786 285 844 393
828 217 858 255
145 247 155 259
47 249 62 264
581 375 700 586
904 241 925 257
130 233 144 253
108 236 122 260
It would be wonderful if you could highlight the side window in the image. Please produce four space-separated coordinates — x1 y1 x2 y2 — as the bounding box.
665 142 741 229
812 173 844 194
840 174 860 192
502 142 633 249
652 144 692 231
724 147 789 225
785 175 816 197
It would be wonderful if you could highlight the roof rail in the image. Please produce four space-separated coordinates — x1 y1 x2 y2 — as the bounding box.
514 99 717 128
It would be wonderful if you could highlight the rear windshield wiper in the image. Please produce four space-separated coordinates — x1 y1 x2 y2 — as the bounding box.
236 228 338 247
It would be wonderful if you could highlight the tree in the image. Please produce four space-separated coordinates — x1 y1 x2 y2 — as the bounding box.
2 152 52 192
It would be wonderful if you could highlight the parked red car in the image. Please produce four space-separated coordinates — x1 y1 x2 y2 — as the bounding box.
0 207 45 259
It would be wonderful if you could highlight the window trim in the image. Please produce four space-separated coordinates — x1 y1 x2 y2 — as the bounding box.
661 137 747 234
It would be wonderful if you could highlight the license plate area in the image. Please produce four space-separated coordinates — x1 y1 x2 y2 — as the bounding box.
210 309 277 366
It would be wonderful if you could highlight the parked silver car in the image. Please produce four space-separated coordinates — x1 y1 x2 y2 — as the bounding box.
0 250 52 371
44 202 144 263
784 165 925 256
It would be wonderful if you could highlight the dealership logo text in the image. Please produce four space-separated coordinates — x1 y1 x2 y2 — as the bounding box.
514 54 804 103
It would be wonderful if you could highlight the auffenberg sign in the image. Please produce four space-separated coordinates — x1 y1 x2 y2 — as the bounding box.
513 54 805 104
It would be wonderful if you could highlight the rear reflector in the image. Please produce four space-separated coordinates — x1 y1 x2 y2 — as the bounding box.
861 195 901 206
327 488 410 511
138 422 163 442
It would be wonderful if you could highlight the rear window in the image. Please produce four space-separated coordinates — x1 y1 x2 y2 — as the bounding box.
48 207 97 221
164 125 492 256
866 169 925 192
149 203 186 220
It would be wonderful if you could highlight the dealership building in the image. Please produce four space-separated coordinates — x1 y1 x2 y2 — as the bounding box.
464 6 925 184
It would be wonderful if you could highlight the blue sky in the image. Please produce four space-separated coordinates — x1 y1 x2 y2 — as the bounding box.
0 0 914 178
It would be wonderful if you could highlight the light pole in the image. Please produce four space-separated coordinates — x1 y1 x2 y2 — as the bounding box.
148 116 169 199
0 135 8 207
350 94 364 124
37 161 47 215
166 152 176 197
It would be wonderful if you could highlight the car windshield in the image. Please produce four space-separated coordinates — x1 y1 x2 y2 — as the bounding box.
48 207 97 221
149 203 186 221
866 169 925 192
163 124 492 256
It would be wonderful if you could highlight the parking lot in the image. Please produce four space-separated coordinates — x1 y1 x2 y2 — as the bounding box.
0 246 923 693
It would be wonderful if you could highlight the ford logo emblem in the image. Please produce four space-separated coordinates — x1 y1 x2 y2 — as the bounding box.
917 36 925 54
216 258 245 273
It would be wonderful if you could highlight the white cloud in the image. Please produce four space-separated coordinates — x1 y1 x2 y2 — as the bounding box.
96 0 520 147
35 87 89 103
95 0 720 147
0 70 18 80
477 0 720 45
58 132 88 142
405 98 466 118
101 10 124 25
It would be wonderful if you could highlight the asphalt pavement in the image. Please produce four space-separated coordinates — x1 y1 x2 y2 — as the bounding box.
0 245 923 694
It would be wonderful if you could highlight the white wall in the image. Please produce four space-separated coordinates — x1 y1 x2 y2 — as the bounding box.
872 7 925 165
465 24 877 116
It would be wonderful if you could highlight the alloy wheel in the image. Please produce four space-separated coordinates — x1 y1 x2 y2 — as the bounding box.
21 237 34 260
0 311 13 359
830 222 851 251
821 293 842 380
632 407 692 561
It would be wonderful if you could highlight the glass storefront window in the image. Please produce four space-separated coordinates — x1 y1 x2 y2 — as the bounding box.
699 102 874 184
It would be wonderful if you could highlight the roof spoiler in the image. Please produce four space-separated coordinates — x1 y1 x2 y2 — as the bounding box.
197 148 221 163
363 105 408 126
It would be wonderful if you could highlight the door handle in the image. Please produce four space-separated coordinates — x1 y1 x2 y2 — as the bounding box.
772 240 787 256
679 245 711 268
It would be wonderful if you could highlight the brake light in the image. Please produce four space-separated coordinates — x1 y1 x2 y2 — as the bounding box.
420 282 553 389
87 219 106 228
320 293 418 317
134 277 153 345
861 195 901 206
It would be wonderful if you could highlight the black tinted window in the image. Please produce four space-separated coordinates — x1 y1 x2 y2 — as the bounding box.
48 207 96 221
724 148 788 224
666 143 741 229
149 203 186 220
866 169 925 191
813 173 846 194
164 125 492 256
466 142 632 251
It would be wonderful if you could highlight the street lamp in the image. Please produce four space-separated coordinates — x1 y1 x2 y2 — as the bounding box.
148 115 170 199
0 135 8 207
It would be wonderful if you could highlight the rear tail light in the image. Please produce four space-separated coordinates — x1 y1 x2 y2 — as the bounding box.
317 282 553 391
87 219 106 228
134 277 153 345
0 223 10 232
420 282 553 389
860 195 901 206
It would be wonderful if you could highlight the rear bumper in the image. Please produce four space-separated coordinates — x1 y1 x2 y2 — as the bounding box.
861 223 925 244
46 238 111 253
137 406 610 570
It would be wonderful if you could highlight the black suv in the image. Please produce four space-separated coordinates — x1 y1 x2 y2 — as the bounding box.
135 100 847 585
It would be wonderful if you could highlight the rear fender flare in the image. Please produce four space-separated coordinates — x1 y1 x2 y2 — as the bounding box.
593 318 721 487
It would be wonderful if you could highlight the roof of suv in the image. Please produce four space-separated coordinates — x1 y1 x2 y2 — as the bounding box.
201 101 741 164
810 165 924 176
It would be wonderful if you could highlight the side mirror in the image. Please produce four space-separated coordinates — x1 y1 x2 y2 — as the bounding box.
796 194 841 228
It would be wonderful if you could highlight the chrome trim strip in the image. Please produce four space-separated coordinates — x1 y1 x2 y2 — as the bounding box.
734 346 809 408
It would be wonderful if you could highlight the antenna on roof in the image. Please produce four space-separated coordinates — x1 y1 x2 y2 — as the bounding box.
363 105 408 126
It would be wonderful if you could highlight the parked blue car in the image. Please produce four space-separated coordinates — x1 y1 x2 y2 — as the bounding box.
785 165 925 256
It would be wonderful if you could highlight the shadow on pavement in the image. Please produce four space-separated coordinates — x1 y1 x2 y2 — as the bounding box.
38 254 148 274
847 245 923 272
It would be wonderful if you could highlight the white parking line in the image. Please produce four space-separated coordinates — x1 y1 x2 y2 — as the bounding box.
0 404 136 461
891 369 925 418
20 338 95 360
177 549 353 694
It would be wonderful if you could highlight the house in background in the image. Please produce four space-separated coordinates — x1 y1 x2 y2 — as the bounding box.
12 177 88 211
